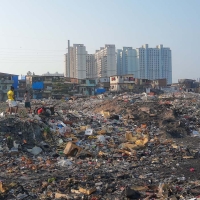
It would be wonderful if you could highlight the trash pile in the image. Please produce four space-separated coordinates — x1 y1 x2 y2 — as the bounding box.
1 92 200 199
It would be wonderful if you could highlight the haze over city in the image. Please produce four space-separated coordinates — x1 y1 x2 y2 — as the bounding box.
0 0 200 82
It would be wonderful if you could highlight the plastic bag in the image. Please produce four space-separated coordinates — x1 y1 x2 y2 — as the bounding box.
97 135 106 143
57 159 72 167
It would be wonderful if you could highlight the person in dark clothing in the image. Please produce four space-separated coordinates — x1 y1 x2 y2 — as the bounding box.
24 91 31 113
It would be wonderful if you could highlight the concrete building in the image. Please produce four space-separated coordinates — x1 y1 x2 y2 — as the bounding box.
136 44 172 84
151 78 167 89
95 45 116 78
65 44 87 79
78 79 96 96
26 74 77 99
96 77 110 92
117 47 137 76
110 74 135 92
0 73 18 101
17 79 26 99
86 54 95 78
178 79 197 92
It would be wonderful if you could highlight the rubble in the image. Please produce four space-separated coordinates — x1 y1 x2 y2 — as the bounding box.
1 92 200 199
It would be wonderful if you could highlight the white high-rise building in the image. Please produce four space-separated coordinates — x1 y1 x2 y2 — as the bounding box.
116 49 123 75
65 44 87 79
95 45 116 77
136 44 172 84
117 47 137 76
86 54 95 78
116 44 172 84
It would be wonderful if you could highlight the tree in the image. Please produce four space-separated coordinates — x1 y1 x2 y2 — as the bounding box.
27 71 32 76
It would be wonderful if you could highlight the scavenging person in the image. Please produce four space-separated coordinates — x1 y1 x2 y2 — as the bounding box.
7 86 18 115
24 90 32 113
35 106 51 117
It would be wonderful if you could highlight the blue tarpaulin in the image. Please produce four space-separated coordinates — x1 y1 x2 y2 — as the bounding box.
32 82 44 90
12 75 19 89
95 88 106 94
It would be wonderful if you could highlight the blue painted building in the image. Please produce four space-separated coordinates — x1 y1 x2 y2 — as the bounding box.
78 79 96 96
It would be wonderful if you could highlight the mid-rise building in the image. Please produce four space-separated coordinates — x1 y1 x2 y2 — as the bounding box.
65 44 87 79
95 45 116 78
86 54 95 78
136 44 172 84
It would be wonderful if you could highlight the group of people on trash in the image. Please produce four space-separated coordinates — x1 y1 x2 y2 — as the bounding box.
6 86 52 116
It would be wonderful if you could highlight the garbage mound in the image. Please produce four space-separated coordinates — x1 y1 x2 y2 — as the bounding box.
0 93 200 199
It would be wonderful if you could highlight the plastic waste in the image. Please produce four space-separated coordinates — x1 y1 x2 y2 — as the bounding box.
97 135 106 143
34 115 41 120
10 147 18 152
85 129 93 135
58 139 63 144
192 130 200 137
13 141 20 149
57 158 72 167
76 141 82 146
0 112 5 118
27 146 42 155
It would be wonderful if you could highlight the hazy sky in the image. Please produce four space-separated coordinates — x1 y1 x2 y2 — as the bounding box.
0 0 199 82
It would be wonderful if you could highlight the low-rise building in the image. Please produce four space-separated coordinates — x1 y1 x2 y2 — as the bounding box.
178 79 197 92
51 76 72 98
0 72 18 101
96 77 110 92
26 73 69 99
110 74 135 92
151 79 167 89
78 79 96 96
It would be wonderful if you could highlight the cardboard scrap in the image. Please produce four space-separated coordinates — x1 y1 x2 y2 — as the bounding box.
100 111 110 118
55 192 68 199
79 187 96 195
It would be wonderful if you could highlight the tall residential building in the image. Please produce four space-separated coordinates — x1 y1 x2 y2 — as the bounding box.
95 45 116 77
86 54 95 78
116 49 122 75
65 44 87 79
117 47 137 76
116 44 172 84
136 44 172 84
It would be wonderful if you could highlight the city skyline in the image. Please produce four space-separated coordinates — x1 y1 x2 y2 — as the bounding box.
65 42 172 84
0 0 200 82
